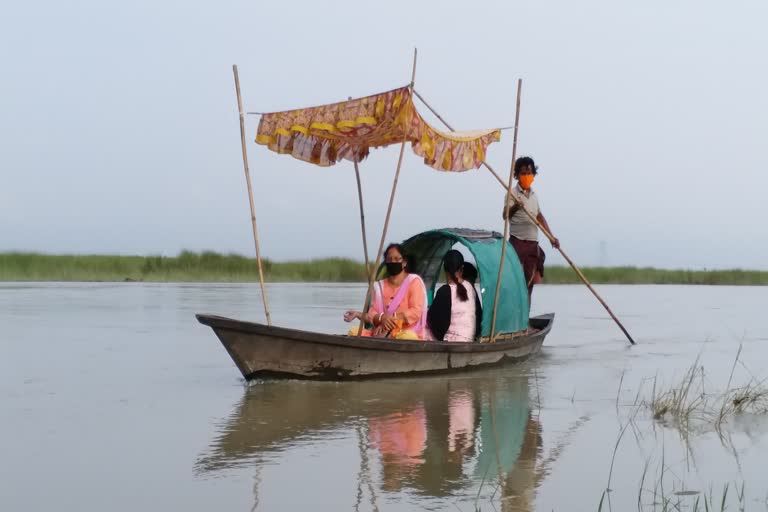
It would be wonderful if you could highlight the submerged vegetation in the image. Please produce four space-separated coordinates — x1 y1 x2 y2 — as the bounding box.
643 347 768 433
1 251 768 284
600 347 767 511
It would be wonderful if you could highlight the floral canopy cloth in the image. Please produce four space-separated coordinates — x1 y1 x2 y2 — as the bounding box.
255 86 501 172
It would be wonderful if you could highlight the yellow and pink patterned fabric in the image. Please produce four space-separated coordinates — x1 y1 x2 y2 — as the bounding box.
255 86 500 172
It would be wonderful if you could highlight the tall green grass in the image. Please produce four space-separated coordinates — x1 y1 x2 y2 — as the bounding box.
544 265 768 285
1 252 767 284
0 251 367 282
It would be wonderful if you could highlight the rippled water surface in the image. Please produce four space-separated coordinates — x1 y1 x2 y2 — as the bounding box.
3 282 768 511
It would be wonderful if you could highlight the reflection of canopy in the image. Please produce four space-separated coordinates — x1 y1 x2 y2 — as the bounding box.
474 384 529 481
255 86 501 172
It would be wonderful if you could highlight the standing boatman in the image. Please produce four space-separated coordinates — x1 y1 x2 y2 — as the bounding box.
502 156 560 305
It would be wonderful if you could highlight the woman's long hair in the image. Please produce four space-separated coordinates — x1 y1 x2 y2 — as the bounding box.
443 250 468 302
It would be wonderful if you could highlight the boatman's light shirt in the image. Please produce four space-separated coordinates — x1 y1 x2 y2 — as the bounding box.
505 185 540 241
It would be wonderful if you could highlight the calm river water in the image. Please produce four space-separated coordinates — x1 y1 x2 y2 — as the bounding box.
2 283 768 511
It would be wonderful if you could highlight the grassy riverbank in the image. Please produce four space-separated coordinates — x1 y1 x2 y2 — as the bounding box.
543 266 768 285
1 251 767 285
0 251 365 283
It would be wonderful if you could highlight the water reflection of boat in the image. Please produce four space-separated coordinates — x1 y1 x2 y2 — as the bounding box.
196 370 544 509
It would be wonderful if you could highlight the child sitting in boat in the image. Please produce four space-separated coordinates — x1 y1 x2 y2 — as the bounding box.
343 243 427 340
426 251 482 342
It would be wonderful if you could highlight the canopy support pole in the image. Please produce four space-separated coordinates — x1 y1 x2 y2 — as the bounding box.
354 161 372 281
348 94 372 281
413 90 636 345
233 64 272 326
490 79 523 341
356 49 418 337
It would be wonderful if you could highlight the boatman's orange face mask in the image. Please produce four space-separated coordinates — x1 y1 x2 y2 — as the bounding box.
518 173 534 190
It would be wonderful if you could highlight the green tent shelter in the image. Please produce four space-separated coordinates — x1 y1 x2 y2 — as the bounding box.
378 228 530 337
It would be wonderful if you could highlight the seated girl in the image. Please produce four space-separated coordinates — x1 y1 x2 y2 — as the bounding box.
343 243 427 340
426 250 482 342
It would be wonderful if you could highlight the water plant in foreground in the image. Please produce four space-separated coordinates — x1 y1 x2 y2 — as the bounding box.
645 346 768 434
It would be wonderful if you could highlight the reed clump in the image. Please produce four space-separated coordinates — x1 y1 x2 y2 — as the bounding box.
648 357 708 429
645 348 768 433
630 476 746 512
600 398 751 512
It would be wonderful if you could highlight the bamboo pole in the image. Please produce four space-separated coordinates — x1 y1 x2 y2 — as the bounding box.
353 161 372 280
233 65 272 326
413 89 636 345
490 79 523 341
348 94 372 281
354 423 380 512
355 48 418 337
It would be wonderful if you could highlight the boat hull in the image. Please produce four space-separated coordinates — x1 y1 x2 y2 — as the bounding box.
196 313 553 380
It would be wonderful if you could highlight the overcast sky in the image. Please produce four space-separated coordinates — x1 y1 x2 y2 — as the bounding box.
1 0 766 269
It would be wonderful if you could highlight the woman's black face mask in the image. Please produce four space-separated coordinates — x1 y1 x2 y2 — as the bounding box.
385 262 403 276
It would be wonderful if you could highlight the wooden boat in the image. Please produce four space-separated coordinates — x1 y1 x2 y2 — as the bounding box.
199 67 557 380
197 311 552 380
197 228 554 380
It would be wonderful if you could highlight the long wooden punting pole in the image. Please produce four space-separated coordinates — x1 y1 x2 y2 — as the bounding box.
233 64 272 326
490 79 523 341
413 90 636 345
353 161 372 280
356 49 418 337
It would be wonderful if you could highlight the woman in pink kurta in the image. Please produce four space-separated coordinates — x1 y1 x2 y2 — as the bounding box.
343 243 427 340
